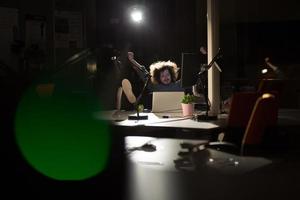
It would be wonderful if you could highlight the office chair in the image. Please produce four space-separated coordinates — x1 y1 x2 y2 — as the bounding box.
176 93 278 173
257 79 284 99
220 91 261 145
210 93 278 155
240 93 278 155
227 91 261 127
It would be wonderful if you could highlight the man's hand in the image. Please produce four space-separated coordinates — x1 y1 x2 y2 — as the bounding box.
128 52 134 61
127 51 148 75
200 46 207 55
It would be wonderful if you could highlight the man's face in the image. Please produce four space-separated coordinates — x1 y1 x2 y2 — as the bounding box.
160 69 172 85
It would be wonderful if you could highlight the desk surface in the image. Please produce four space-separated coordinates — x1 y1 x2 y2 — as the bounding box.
96 109 300 126
125 136 271 173
94 109 300 139
94 110 227 129
125 136 300 200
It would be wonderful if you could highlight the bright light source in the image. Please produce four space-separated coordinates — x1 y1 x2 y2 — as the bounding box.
131 9 143 23
87 60 97 73
262 68 268 74
262 93 272 99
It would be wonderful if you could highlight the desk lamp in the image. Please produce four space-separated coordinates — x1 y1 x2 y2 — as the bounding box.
194 48 222 121
127 70 151 120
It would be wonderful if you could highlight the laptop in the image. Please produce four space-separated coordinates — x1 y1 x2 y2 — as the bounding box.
151 91 184 113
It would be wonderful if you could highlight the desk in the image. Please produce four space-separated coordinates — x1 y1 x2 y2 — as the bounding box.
94 110 227 139
94 109 300 139
125 136 271 173
95 110 300 199
125 136 300 200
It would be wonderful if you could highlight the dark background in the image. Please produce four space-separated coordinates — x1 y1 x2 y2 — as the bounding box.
1 0 300 90
1 0 300 198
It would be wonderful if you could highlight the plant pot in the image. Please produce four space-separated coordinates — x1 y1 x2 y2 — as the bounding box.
181 103 195 117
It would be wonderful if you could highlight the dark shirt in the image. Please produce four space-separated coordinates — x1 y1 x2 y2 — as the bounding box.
150 81 184 92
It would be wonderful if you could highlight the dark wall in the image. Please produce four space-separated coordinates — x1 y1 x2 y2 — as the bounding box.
220 0 300 81
0 0 54 69
96 0 203 68
219 0 300 108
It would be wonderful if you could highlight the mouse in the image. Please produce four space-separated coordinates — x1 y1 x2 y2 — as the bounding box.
140 143 157 152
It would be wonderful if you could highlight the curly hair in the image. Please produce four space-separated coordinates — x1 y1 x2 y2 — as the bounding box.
149 61 179 84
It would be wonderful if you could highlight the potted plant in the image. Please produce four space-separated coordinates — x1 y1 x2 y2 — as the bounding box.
181 94 196 116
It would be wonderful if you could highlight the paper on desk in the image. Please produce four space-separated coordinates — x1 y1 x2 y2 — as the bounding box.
146 119 220 129
93 110 135 121
114 113 186 126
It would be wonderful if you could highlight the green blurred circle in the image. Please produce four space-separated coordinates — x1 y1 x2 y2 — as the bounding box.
15 86 111 180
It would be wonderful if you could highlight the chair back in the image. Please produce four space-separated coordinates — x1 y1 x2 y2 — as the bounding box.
257 79 284 103
241 93 278 153
227 92 260 127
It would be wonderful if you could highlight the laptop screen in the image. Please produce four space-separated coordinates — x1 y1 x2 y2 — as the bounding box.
152 91 184 113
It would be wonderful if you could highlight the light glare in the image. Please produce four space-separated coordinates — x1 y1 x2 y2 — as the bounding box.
131 10 143 23
262 68 268 74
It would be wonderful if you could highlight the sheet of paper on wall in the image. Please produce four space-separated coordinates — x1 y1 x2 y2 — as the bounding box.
54 11 83 48
25 15 47 49
0 7 18 67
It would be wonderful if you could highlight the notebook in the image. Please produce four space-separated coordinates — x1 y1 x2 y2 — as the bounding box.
151 91 184 113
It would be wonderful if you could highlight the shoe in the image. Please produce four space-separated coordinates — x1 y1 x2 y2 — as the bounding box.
122 79 136 104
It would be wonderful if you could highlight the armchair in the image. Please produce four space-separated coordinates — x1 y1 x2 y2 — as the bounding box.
179 93 279 156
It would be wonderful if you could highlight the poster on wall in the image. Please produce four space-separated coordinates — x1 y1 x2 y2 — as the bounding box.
54 11 83 48
25 15 47 49
0 7 18 65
